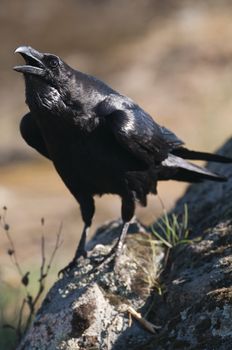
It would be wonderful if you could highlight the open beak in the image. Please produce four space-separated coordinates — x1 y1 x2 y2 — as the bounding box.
14 46 46 76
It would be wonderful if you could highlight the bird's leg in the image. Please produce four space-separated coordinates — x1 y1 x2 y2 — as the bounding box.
73 224 89 259
58 224 89 276
72 194 95 260
114 221 130 265
91 220 131 272
92 194 135 271
114 193 135 265
58 195 95 276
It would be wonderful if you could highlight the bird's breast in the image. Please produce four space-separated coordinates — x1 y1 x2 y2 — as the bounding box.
34 116 148 195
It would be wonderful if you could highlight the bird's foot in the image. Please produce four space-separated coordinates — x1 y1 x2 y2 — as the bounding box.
58 249 87 277
58 259 77 277
90 244 122 274
91 221 129 273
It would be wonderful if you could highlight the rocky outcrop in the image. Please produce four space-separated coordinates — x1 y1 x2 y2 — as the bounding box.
17 220 164 350
142 138 232 350
17 138 232 350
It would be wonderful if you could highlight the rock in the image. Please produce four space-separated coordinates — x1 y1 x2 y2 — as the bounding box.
17 220 164 350
17 138 232 350
142 138 232 350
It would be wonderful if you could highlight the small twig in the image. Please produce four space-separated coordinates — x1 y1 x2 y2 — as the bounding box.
16 298 27 340
28 221 63 314
1 208 63 341
31 233 46 305
46 223 63 273
37 233 46 288
0 207 23 277
127 306 161 334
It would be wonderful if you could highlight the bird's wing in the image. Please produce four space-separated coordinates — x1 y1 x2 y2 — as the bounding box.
97 95 184 164
20 113 50 159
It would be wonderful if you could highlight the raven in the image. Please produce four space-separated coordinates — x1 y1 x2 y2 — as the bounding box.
14 46 231 272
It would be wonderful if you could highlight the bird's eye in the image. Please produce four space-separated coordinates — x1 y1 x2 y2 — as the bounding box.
48 57 59 69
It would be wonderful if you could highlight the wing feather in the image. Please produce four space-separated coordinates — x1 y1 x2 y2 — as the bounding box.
97 95 183 164
20 113 50 159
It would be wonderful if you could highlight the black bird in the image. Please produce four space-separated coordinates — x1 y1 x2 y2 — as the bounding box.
14 46 231 271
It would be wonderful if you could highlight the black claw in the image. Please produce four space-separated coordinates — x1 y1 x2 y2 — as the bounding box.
58 249 88 278
58 260 77 277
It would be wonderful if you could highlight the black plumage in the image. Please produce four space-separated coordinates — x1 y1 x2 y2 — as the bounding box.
14 46 231 271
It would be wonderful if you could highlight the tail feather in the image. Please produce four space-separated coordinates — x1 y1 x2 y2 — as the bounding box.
160 154 227 183
172 147 232 163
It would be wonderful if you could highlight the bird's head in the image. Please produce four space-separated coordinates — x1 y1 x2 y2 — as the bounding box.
14 46 70 84
14 46 75 113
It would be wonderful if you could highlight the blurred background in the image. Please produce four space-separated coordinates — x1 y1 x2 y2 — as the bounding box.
1 0 232 347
